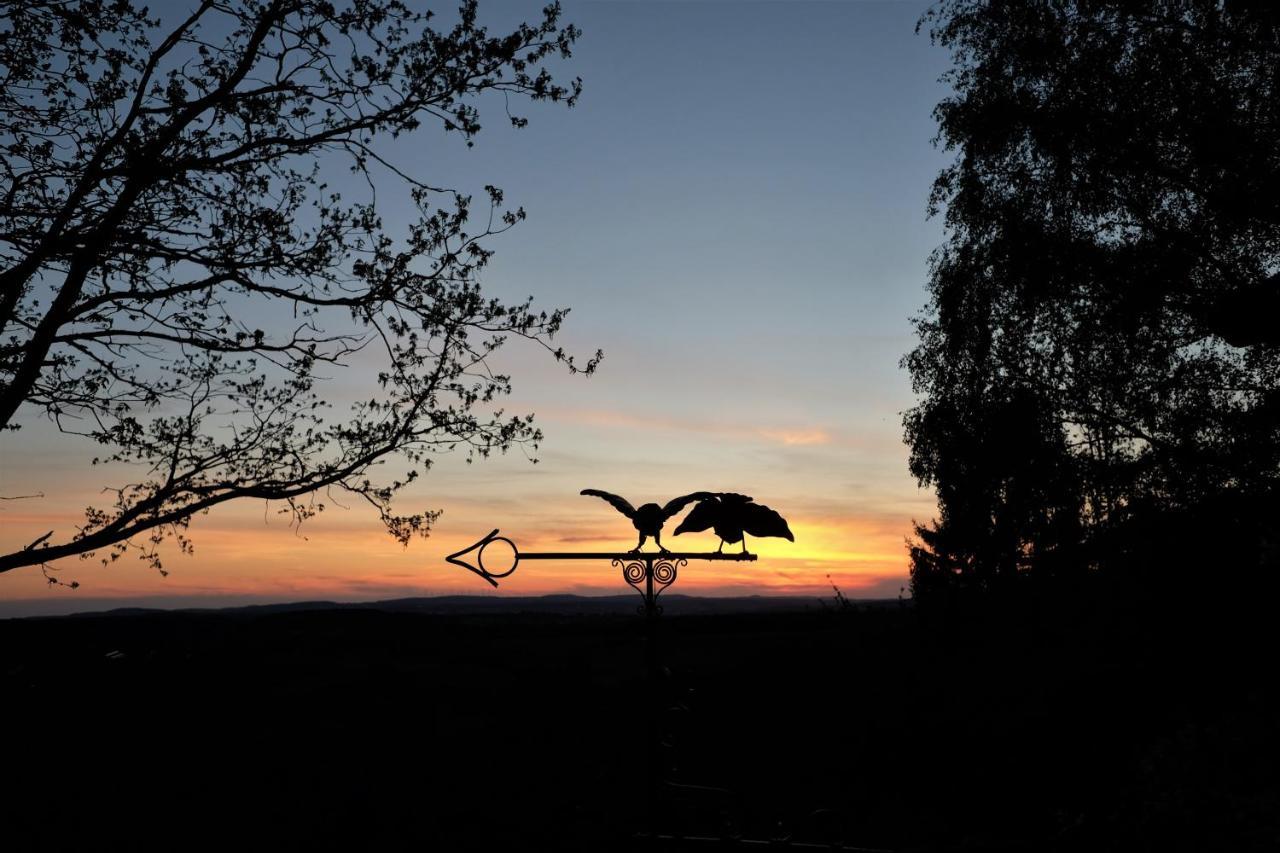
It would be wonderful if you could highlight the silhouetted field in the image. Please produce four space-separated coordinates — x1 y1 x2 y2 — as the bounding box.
1 595 1275 851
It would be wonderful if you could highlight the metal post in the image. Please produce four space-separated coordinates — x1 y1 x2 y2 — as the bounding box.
645 555 656 617
644 555 658 838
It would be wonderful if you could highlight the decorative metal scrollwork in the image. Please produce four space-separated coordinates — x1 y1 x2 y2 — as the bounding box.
652 558 682 591
613 556 685 614
617 558 646 589
650 558 684 614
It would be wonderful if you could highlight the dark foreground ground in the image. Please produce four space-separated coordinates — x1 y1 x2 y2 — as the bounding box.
1 594 1276 851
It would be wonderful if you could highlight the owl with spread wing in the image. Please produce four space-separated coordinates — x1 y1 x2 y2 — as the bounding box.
580 489 714 552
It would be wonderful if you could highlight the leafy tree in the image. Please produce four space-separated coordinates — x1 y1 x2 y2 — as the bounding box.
906 0 1280 597
0 0 599 580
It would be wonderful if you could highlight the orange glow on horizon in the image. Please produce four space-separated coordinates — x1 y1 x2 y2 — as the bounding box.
0 498 911 607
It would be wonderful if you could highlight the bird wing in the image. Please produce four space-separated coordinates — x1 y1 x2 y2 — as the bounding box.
672 498 719 535
741 502 794 541
580 489 636 519
660 491 716 520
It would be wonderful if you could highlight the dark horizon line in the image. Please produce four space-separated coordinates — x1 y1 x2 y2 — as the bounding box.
1 590 902 621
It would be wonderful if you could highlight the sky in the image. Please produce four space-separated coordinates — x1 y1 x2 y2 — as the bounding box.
0 0 954 616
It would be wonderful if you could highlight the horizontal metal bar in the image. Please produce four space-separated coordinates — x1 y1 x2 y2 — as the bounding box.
637 834 891 852
517 552 757 561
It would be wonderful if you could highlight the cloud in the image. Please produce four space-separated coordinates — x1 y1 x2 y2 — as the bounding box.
544 407 836 448
757 428 831 446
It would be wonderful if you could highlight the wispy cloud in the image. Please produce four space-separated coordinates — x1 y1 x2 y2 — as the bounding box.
543 407 837 447
758 428 831 446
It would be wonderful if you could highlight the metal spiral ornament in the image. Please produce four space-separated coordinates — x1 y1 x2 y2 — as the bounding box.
652 558 682 595
615 558 647 592
649 558 684 614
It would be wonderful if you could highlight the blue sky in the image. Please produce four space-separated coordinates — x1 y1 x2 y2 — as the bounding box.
0 0 955 614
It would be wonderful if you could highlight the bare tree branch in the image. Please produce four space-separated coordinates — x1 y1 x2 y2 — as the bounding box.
0 0 599 579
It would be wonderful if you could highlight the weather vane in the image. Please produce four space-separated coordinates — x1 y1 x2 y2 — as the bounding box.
445 490 793 615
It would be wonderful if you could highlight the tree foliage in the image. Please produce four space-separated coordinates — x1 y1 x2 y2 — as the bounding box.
906 0 1280 597
0 0 599 579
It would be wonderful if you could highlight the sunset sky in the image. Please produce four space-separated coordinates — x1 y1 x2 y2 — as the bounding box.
0 0 952 616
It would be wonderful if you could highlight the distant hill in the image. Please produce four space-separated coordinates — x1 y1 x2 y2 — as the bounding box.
2 592 901 621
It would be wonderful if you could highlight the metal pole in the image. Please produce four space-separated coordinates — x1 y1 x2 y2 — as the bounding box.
643 555 659 839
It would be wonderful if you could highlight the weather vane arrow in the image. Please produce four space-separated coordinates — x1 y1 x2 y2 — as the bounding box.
444 529 758 614
445 529 757 586
444 491 790 614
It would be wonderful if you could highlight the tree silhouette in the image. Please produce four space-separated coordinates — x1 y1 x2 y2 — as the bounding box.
906 1 1280 597
0 0 600 578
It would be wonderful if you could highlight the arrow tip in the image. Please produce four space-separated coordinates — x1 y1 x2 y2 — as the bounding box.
445 529 519 586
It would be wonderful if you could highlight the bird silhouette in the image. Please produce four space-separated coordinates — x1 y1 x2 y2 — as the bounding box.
580 489 714 552
672 493 794 553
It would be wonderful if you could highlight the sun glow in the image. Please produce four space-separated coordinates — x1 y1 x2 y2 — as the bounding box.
0 490 911 609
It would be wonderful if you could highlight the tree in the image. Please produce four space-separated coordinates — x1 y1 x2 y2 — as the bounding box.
0 0 600 581
905 0 1280 597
